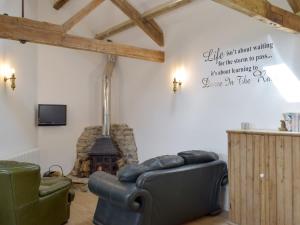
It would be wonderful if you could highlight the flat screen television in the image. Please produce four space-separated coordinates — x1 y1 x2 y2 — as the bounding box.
38 104 67 126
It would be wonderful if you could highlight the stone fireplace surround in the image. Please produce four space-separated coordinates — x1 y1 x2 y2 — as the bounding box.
70 124 139 178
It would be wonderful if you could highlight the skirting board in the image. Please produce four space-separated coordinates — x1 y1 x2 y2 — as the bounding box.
1 148 40 165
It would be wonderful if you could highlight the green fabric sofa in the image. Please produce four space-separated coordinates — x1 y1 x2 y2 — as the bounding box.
0 161 75 225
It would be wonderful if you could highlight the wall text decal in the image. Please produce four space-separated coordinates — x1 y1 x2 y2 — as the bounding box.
201 42 274 88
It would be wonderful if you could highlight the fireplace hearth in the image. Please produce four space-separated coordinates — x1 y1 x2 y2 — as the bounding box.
70 124 139 179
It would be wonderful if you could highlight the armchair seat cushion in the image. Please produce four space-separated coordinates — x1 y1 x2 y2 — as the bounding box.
39 177 71 197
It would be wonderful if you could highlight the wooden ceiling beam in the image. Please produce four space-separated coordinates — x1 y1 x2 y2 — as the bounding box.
111 0 164 46
213 0 300 33
54 0 70 10
63 0 104 32
287 0 300 15
0 15 164 63
96 0 193 40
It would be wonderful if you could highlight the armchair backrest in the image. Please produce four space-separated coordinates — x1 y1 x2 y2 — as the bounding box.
136 160 227 225
0 161 41 225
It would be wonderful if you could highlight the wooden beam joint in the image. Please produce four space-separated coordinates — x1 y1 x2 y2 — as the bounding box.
287 0 300 15
96 0 193 40
111 0 164 46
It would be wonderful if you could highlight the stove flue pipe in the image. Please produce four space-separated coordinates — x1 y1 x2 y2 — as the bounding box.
102 54 117 137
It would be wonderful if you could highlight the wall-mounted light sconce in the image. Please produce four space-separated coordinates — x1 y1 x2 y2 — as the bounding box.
1 65 16 90
172 66 186 93
173 77 182 93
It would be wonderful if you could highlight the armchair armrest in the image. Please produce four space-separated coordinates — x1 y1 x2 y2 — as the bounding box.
88 171 151 211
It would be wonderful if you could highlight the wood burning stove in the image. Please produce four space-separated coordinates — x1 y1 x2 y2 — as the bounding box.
89 137 119 175
89 54 120 175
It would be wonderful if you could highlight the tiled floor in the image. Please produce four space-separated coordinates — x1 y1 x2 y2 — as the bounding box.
67 191 232 225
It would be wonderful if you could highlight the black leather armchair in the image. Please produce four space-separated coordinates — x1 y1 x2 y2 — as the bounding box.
89 154 227 225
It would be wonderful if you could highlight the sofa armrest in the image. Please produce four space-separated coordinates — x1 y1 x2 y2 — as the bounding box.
89 171 151 211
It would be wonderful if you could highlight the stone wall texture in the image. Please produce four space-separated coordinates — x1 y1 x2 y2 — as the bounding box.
71 124 139 177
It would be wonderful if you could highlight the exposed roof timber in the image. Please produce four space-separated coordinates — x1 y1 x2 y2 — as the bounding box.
0 15 164 63
63 0 104 32
53 0 70 10
213 0 300 33
287 0 300 15
96 0 193 40
111 0 164 46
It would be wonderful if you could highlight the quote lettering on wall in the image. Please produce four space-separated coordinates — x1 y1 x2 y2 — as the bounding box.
201 42 274 88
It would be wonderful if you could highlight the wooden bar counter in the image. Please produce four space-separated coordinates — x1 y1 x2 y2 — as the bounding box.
227 130 300 225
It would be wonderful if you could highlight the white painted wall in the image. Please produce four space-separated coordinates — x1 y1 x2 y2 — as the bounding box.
0 0 39 160
37 1 120 173
37 46 109 173
112 0 300 162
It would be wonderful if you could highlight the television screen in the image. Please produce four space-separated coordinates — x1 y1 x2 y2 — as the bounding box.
38 104 67 126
